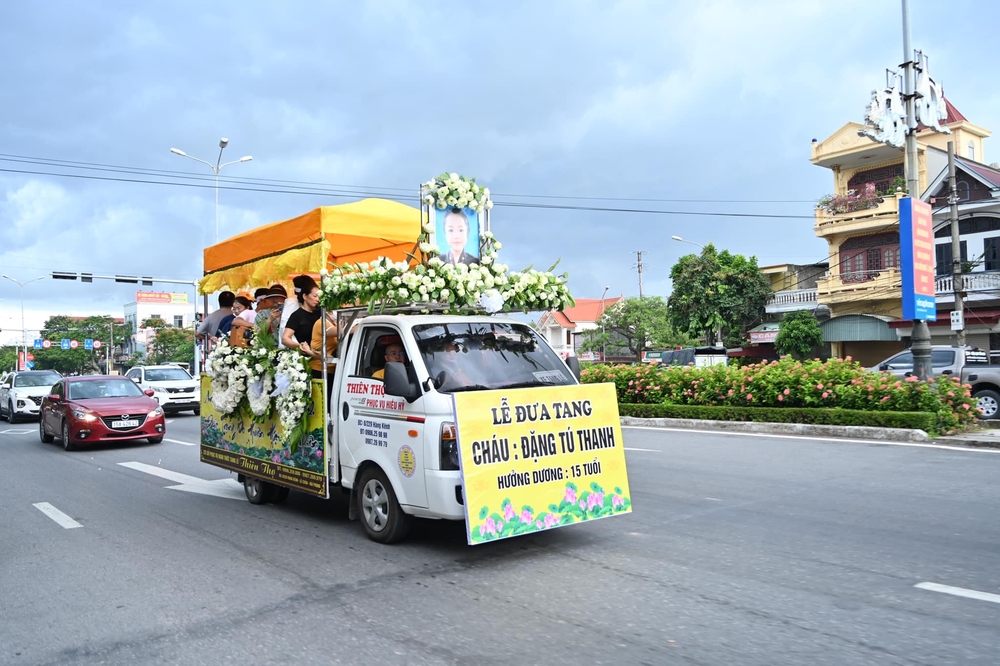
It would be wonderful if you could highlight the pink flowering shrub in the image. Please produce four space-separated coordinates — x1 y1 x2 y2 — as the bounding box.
581 357 978 432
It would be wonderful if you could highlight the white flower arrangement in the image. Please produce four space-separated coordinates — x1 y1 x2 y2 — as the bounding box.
422 172 493 213
206 339 248 415
319 230 574 314
272 350 312 435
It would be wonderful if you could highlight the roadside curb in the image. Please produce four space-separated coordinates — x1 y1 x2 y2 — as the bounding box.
620 416 930 443
932 436 1000 450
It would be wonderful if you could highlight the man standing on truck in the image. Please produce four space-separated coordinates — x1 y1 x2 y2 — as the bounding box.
196 291 235 342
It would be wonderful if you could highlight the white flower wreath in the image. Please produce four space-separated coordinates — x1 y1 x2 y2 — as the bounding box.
272 350 312 433
206 340 247 415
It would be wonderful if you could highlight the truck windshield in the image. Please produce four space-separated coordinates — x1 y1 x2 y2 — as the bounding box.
412 322 575 393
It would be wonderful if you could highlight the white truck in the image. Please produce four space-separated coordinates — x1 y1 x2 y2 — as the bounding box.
200 309 582 543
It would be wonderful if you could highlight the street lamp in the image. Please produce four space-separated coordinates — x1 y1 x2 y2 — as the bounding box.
169 138 253 244
2 274 46 370
671 235 705 250
600 285 610 364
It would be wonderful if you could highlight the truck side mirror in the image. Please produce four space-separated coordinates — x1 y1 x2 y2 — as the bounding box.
384 362 419 402
565 356 582 382
879 363 888 371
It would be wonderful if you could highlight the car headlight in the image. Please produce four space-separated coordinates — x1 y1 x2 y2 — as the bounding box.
153 386 168 393
71 409 99 422
150 406 164 417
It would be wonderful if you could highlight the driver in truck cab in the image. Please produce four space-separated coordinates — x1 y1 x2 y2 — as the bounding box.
372 342 407 380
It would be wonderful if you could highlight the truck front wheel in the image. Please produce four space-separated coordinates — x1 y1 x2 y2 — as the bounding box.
358 467 412 544
974 389 1000 420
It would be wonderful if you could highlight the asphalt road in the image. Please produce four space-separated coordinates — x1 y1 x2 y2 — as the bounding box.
2 415 1000 665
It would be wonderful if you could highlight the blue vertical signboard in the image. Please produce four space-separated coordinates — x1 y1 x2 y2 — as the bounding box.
899 197 937 321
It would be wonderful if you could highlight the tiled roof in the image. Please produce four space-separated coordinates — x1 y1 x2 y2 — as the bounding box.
561 296 623 325
917 98 968 131
959 159 1000 189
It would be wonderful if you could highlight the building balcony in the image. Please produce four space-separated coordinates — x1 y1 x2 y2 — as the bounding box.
815 268 901 305
766 288 818 314
935 271 1000 305
814 194 903 239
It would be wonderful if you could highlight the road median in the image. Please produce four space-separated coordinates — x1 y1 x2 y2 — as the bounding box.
620 415 932 443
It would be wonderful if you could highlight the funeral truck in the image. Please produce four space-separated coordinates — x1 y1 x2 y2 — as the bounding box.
200 309 584 543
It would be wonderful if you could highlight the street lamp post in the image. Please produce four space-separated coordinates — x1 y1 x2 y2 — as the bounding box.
2 274 46 370
671 235 705 250
170 138 252 374
600 285 610 364
169 138 253 244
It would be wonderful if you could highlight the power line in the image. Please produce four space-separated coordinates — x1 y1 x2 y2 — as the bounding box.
0 152 823 205
0 165 817 220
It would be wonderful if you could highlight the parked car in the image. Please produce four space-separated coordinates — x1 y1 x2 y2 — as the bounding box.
124 365 200 415
39 375 165 450
869 346 1000 419
0 370 63 423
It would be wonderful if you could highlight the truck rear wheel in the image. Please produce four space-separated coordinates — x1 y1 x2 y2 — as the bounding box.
975 389 1000 420
244 477 270 504
358 467 412 544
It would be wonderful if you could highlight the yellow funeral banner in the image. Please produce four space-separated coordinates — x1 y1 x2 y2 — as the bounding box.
453 383 632 545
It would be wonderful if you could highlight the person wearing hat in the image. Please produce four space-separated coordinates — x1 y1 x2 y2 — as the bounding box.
254 284 288 343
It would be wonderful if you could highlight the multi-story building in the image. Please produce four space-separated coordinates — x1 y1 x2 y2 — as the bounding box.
123 291 196 360
805 98 992 366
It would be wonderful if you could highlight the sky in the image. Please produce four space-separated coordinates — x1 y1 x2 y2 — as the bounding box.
2 0 998 346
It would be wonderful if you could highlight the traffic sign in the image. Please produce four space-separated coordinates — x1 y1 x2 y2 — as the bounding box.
33 339 43 350
93 340 103 349
42 340 52 349
84 339 93 350
69 340 79 350
25 361 34 369
61 339 70 350
26 353 34 361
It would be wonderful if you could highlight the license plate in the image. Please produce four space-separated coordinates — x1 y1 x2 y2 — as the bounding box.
112 420 139 428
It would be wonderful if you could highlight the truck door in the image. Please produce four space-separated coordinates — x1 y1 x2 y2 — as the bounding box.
339 324 428 509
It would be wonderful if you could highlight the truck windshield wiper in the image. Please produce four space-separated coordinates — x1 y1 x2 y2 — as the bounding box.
495 381 556 390
446 384 494 393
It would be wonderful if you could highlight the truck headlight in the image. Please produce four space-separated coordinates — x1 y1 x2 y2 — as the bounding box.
440 422 460 471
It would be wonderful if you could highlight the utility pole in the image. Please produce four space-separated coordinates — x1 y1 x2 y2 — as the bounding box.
634 251 644 298
901 0 933 381
948 141 965 346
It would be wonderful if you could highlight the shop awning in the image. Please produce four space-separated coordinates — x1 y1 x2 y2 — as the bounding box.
820 314 899 342
199 198 422 294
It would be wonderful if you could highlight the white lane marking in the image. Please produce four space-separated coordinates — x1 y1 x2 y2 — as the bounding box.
704 497 723 502
622 426 1000 453
624 447 659 452
164 438 197 446
1 428 35 435
118 462 245 500
165 419 175 424
33 502 83 529
915 582 1000 605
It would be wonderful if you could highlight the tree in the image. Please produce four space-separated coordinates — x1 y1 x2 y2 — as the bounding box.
0 345 19 373
580 296 695 363
774 310 824 360
143 318 194 365
35 315 132 375
667 244 771 346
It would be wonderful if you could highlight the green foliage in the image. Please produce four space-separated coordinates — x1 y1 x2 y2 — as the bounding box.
667 244 771 346
146 325 195 365
580 357 978 435
774 311 824 360
0 345 19 372
618 403 936 432
34 315 131 375
580 296 695 363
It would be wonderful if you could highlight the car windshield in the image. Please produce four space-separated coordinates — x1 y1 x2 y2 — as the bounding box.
145 368 192 381
14 372 61 387
412 322 575 393
68 379 145 400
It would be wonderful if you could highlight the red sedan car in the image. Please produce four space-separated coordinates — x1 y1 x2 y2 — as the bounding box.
39 375 166 450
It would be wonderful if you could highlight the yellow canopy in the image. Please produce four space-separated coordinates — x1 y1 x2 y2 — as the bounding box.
199 198 422 294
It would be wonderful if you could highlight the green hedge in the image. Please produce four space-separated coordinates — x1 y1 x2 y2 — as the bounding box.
619 403 936 432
